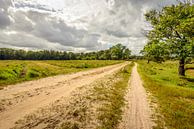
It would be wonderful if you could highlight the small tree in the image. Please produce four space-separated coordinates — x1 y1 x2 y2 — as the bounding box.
110 44 126 60
141 40 169 63
143 2 194 76
123 48 131 60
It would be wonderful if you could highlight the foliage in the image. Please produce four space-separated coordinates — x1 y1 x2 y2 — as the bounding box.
141 40 169 63
0 44 131 60
109 44 131 60
138 61 194 129
142 2 194 75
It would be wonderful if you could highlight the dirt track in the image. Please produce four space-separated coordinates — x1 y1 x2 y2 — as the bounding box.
0 62 127 129
120 63 154 129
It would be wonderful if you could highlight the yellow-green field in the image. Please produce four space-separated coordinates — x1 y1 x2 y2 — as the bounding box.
0 60 123 89
1 60 193 129
138 61 194 129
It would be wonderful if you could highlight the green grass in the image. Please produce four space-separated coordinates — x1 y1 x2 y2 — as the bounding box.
138 61 194 129
94 62 134 129
0 60 123 89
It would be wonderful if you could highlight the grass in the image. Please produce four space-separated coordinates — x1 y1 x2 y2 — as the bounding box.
94 62 134 129
138 61 194 129
0 60 123 89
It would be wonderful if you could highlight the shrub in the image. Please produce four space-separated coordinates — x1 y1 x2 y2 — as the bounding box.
28 70 41 78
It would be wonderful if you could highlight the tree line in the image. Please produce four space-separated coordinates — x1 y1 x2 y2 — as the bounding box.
141 2 194 76
0 44 132 60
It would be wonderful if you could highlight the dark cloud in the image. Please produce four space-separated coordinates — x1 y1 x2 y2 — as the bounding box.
0 0 12 28
0 32 49 49
0 10 11 28
6 9 100 49
14 2 57 12
0 0 12 10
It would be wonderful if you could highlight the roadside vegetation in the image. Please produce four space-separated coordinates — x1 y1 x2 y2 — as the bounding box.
138 61 194 129
94 63 134 129
0 60 123 89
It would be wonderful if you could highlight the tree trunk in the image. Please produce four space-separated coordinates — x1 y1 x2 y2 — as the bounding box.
179 58 185 76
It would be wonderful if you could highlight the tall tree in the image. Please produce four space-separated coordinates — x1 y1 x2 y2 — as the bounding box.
110 44 126 60
143 2 194 76
123 48 132 60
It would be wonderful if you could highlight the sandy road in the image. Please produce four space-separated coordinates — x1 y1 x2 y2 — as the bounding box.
0 62 128 129
120 63 154 129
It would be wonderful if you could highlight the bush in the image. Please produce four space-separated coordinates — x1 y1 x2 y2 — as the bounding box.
0 73 10 80
28 70 41 78
0 70 16 80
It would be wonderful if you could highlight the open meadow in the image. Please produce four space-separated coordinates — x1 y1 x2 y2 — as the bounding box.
138 61 194 129
0 60 123 89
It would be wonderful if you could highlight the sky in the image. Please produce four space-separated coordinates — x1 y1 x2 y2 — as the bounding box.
0 0 182 54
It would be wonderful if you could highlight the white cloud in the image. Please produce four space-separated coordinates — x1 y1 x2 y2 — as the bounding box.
0 0 177 54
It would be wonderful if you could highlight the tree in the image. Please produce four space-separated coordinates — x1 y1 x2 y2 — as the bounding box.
143 2 194 76
141 40 169 63
110 44 126 60
123 48 131 60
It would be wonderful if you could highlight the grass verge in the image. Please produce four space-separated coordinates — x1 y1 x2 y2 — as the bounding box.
138 61 194 129
94 62 134 129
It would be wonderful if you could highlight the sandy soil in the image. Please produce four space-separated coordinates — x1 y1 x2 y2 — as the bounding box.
12 70 122 129
0 62 128 129
119 63 154 129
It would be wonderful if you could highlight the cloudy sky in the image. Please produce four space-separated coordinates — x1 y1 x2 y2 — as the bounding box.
0 0 181 54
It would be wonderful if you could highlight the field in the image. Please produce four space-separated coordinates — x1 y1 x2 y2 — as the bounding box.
0 60 123 89
0 60 193 129
138 61 194 129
